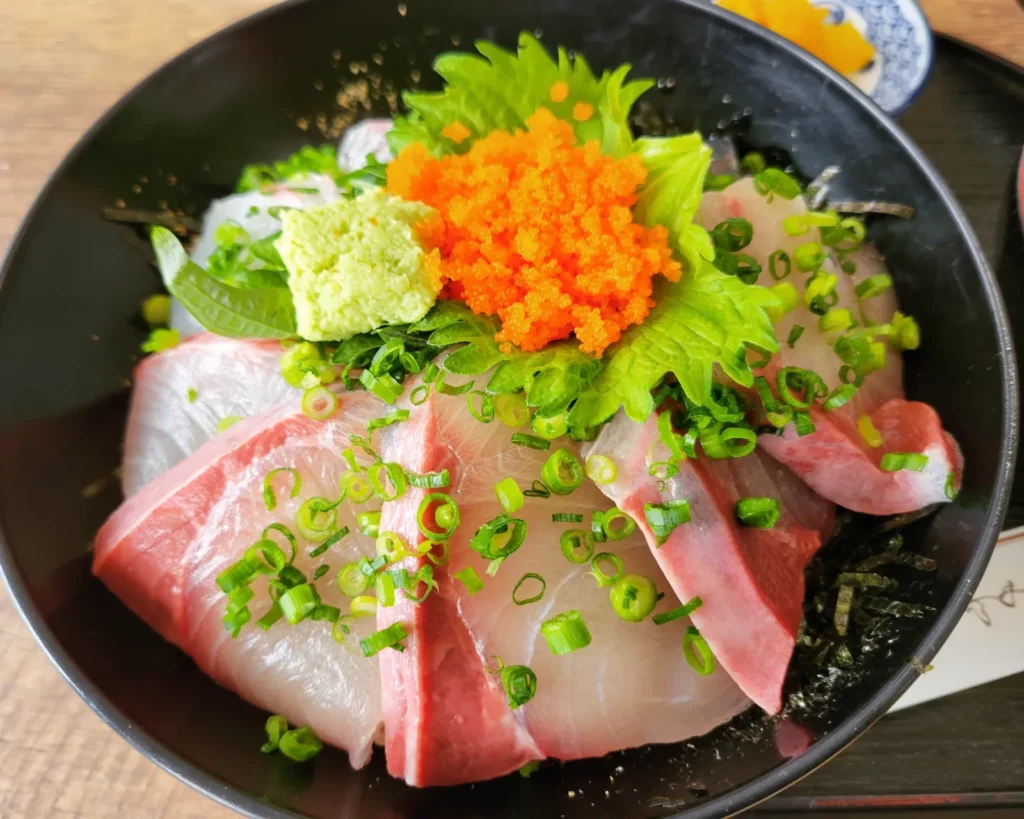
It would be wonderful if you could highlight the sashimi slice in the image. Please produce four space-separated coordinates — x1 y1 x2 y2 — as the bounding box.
338 119 393 170
95 393 386 766
376 396 540 787
701 178 962 513
171 177 341 337
378 385 751 786
121 333 295 497
584 411 835 714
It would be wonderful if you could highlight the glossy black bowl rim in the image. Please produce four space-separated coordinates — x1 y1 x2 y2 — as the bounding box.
0 1 1017 817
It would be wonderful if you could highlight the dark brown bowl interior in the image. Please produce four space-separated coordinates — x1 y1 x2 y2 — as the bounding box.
0 0 1016 817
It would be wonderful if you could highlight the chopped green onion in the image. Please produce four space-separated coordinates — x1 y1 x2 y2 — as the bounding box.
682 626 716 675
275 565 307 590
216 415 243 433
704 173 736 191
309 526 348 558
313 565 329 581
501 664 538 709
820 308 854 334
337 562 370 597
741 151 766 174
588 552 624 588
360 622 408 657
523 480 551 499
279 584 321 625
301 385 338 421
510 432 551 451
367 409 410 433
547 513 583 526
657 411 687 463
468 390 495 423
855 274 893 301
141 327 181 354
141 293 172 327
804 272 838 310
262 468 301 511
540 610 592 655
410 384 430 406
736 497 781 529
541 449 584 495
471 514 527 560
222 605 251 636
357 510 382 537
644 500 691 545
766 281 798 322
423 539 450 567
601 508 636 541
585 454 618 485
424 362 440 383
512 572 546 605
367 461 408 502
403 470 448 490
824 384 858 411
349 595 378 618
793 410 816 436
256 602 284 631
652 596 703 625
262 522 298 563
244 539 288 576
754 168 802 200
375 572 396 607
278 726 323 762
296 497 338 543
777 367 826 409
794 241 825 272
216 559 259 593
782 216 809 237
888 311 921 351
345 472 373 503
494 393 530 427
591 510 607 544
710 218 753 252
453 566 484 595
405 564 439 603
857 414 883 447
436 375 475 396
721 426 757 458
786 325 805 348
880 452 930 472
569 425 600 442
376 531 409 562
769 250 792 281
945 472 958 500
311 603 340 621
610 574 657 622
260 715 289 754
360 369 402 404
417 493 460 541
560 529 595 564
531 412 568 440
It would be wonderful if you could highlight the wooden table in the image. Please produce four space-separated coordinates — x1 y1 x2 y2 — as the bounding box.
1 1 1022 817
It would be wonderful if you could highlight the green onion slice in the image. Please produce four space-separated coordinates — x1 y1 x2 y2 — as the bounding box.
786 325 805 348
243 539 288 576
471 514 527 560
357 510 381 537
541 610 592 655
468 390 495 423
880 452 930 473
552 512 584 523
610 574 658 622
216 559 259 593
510 432 551 451
405 565 438 603
350 595 378 618
410 384 430 406
309 526 348 558
512 572 546 605
261 715 289 754
336 562 370 597
360 369 402 404
541 449 584 495
824 384 858 411
501 664 538 709
585 454 618 485
405 469 450 489
523 480 551 499
453 566 484 595
588 552 624 588
345 472 373 503
855 274 893 301
721 426 757 458
494 393 530 427
296 497 338 543
367 461 408 502
644 500 691 545
601 508 636 541
768 250 792 281
278 725 323 762
652 595 703 625
279 584 321 625
360 622 408 657
682 626 716 675
417 493 460 541
436 375 475 396
367 408 410 433
262 468 301 512
531 412 568 440
793 410 816 436
560 529 595 564
736 497 781 529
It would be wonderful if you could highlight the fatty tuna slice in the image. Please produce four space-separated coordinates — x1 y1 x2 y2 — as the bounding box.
377 386 751 786
584 411 835 714
95 393 385 767
121 333 294 497
701 179 962 514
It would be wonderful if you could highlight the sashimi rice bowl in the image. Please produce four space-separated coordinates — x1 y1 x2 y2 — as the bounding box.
94 31 966 792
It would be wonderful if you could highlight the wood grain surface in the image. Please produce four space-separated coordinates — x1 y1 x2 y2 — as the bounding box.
0 2 1022 818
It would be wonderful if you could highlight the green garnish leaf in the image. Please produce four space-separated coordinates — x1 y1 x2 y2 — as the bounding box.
568 259 779 426
151 227 297 339
387 32 653 158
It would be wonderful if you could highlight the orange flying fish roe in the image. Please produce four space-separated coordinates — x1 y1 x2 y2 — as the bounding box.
441 120 472 144
386 107 681 356
549 80 570 103
572 101 594 122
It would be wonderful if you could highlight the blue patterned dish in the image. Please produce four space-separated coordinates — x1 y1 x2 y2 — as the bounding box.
713 0 934 116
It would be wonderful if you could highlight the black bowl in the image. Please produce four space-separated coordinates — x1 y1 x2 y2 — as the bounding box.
0 1 1016 817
